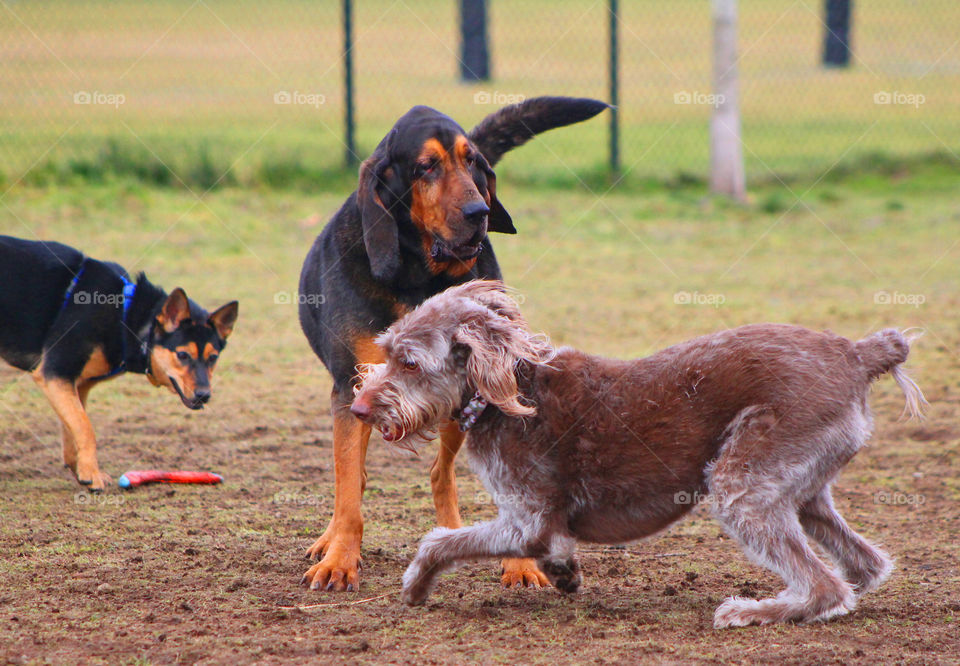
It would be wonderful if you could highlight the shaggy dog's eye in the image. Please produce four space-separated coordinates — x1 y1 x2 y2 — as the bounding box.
207 354 219 365
176 351 191 363
464 154 475 167
402 359 419 372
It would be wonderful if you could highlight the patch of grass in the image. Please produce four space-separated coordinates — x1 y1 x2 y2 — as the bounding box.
3 0 959 189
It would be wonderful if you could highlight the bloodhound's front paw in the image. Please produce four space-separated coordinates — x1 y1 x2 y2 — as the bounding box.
304 525 336 561
500 557 550 589
300 539 362 592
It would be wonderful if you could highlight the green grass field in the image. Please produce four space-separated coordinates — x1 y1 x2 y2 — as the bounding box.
2 0 959 188
1 162 959 663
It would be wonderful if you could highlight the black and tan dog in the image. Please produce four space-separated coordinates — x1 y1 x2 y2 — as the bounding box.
298 96 607 592
0 235 238 491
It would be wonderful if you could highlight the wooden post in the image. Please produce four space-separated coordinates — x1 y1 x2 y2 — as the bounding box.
710 0 746 201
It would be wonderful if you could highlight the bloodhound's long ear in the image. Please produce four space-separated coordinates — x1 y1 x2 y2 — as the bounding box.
475 152 515 235
358 154 402 283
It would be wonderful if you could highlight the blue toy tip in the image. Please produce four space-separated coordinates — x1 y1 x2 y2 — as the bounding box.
117 474 131 489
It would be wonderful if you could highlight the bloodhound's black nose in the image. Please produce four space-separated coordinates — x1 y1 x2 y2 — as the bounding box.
461 200 489 225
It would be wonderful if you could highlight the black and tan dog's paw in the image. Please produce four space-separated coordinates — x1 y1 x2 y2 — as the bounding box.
75 463 112 493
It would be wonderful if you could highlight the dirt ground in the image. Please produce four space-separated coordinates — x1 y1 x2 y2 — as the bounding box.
2 179 960 664
2 349 958 665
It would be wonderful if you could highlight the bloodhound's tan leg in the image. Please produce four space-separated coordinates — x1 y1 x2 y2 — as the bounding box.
301 399 371 592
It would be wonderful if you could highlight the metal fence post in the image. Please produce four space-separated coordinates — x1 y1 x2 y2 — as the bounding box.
823 0 852 67
459 0 490 82
343 0 357 167
608 0 620 177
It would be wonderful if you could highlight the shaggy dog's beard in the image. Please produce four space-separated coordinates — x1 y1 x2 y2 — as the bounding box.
374 385 459 453
355 364 461 454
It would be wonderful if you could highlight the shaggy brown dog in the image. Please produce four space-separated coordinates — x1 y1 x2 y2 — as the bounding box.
350 281 925 627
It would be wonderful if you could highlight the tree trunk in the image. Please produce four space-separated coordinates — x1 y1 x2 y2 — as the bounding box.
710 0 746 201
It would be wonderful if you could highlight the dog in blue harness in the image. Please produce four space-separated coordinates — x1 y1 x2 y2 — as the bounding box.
0 235 238 491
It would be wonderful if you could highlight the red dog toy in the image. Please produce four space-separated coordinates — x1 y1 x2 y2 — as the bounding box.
118 470 223 489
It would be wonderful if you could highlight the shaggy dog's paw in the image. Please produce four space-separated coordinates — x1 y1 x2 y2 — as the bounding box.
401 561 434 606
538 558 581 594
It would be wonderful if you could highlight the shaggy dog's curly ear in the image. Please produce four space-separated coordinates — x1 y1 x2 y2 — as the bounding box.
474 152 515 234
453 289 553 416
451 280 525 323
358 154 402 283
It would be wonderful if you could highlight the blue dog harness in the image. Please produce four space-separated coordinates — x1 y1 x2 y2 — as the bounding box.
61 259 139 380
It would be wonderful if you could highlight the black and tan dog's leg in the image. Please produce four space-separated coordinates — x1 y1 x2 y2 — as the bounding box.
59 381 94 474
59 420 78 475
36 375 109 491
301 394 372 592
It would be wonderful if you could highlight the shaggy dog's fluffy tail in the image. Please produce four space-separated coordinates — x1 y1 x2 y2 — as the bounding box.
855 329 927 419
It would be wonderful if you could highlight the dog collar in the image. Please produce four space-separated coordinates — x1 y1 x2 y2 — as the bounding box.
457 392 488 432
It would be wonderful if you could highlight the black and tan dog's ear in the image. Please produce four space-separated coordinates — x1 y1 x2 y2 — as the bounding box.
157 288 191 333
208 301 239 341
475 153 515 235
358 155 402 283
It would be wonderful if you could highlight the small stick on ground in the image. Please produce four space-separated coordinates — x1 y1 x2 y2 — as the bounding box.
278 591 397 612
582 548 689 560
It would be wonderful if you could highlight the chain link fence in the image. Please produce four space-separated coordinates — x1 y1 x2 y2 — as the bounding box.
2 0 957 191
